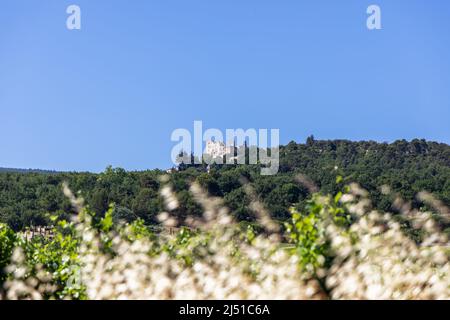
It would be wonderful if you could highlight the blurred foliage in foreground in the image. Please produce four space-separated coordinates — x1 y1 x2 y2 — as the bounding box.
0 179 448 300
1 138 449 231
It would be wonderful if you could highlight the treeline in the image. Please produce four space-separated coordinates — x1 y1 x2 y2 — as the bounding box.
1 138 449 230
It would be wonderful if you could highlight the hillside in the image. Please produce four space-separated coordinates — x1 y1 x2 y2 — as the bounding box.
0 138 449 230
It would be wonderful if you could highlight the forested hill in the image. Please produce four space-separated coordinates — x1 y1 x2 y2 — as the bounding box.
1 138 449 230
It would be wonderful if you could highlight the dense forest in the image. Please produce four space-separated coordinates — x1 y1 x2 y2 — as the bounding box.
1 138 449 231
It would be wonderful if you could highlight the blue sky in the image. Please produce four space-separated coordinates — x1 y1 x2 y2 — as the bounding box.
1 0 449 172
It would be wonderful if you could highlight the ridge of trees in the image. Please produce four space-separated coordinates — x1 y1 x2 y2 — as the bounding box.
1 138 449 230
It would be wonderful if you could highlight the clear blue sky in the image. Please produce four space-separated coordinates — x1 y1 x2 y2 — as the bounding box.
1 0 449 172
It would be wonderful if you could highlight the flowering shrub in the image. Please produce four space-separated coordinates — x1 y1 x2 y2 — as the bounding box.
0 178 448 300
